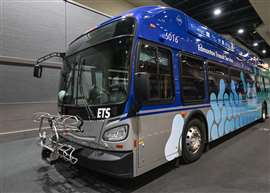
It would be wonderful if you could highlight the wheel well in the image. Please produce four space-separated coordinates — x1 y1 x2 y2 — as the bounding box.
185 111 209 143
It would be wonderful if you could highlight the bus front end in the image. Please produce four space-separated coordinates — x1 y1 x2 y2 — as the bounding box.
35 17 137 178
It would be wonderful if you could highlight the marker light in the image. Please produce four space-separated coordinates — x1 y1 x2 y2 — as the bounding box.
213 8 222 16
262 50 266 54
253 42 258 47
149 23 156 28
237 29 244 34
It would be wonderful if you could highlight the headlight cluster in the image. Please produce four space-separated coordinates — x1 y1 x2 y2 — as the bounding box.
103 125 129 142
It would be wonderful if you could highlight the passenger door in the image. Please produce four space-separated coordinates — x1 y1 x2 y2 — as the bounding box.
136 41 175 169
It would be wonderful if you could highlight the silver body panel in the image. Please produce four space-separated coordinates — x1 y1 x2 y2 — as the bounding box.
135 105 209 176
59 99 266 177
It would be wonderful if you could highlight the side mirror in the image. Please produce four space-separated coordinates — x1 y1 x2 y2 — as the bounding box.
33 65 43 78
135 72 150 107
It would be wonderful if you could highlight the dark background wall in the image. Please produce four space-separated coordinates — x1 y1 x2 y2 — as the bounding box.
0 0 109 103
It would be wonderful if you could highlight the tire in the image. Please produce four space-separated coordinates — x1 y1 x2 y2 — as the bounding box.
182 118 206 163
261 104 267 122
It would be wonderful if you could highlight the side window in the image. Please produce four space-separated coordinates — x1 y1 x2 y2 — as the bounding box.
262 77 266 92
158 48 174 99
138 43 174 102
230 68 245 97
181 54 205 104
245 72 255 98
138 44 157 73
245 72 255 87
255 75 263 93
208 62 229 97
264 77 270 94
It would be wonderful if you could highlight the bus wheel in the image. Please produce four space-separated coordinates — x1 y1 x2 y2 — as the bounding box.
261 104 267 122
182 118 205 163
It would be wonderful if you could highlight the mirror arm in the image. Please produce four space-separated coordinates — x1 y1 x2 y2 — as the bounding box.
36 52 66 65
33 52 65 78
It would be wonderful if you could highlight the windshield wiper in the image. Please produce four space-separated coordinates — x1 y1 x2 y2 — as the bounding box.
77 60 96 120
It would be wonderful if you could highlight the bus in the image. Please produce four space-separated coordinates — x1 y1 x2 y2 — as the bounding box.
33 6 270 178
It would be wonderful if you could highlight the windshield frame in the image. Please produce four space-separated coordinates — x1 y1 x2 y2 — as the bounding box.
66 16 136 57
66 34 134 59
60 17 137 107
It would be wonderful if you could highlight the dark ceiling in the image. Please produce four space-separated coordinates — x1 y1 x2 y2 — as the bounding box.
162 0 270 59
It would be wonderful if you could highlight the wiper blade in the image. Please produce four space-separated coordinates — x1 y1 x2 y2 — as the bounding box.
77 60 96 120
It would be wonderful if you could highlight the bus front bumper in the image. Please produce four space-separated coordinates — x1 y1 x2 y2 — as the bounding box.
76 147 133 178
50 138 134 178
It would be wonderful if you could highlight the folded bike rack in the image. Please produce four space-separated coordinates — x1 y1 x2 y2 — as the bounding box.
33 112 83 165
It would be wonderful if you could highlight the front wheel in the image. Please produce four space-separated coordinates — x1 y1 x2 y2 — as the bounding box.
182 118 205 163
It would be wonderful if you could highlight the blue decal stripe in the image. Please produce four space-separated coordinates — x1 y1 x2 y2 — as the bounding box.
119 104 210 121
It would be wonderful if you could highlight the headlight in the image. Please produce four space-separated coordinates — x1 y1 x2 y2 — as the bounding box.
103 125 129 142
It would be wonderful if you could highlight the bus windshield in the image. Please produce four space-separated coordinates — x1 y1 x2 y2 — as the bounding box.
60 18 135 106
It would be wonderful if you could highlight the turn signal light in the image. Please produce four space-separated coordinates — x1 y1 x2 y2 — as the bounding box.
180 112 187 118
116 144 124 149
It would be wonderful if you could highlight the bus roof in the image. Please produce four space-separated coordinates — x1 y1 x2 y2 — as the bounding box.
113 6 264 70
83 6 267 73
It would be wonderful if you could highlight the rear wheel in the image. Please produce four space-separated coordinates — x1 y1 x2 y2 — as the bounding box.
182 118 205 163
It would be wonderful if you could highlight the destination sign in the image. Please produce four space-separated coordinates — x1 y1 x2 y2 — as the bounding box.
197 43 234 63
187 18 235 52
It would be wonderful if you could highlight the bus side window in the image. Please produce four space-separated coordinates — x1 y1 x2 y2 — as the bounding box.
180 54 205 104
158 48 174 99
262 76 266 93
230 68 243 96
255 75 262 93
207 62 229 98
264 77 270 94
138 43 174 103
245 72 255 98
138 44 157 74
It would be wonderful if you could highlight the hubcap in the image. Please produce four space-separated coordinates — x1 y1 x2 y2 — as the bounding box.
186 126 202 154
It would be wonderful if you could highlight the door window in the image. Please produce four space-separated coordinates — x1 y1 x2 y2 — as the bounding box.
138 43 174 103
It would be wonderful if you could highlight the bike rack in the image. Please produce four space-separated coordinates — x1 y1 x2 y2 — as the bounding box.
33 112 83 165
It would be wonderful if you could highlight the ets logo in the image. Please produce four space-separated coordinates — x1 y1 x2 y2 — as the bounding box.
97 108 111 119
